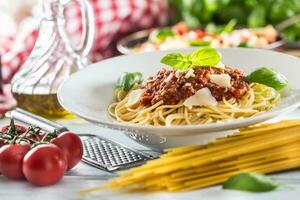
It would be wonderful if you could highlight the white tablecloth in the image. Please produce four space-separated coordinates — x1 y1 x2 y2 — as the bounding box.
1 109 300 200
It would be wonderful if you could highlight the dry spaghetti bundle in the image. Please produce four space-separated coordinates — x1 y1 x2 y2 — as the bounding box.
81 120 300 193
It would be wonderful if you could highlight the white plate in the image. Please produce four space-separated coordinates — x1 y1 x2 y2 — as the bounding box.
58 48 300 137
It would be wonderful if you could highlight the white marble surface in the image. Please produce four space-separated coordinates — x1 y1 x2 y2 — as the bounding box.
1 109 300 200
1 165 300 200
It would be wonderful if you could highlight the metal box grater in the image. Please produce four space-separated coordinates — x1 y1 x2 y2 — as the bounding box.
6 108 154 172
80 134 153 171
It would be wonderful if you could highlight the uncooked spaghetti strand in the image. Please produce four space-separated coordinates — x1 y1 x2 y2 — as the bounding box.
79 120 300 194
130 127 300 174
171 144 300 181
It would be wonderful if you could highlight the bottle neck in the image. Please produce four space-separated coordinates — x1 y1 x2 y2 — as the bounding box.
41 0 88 66
43 0 64 21
41 0 76 56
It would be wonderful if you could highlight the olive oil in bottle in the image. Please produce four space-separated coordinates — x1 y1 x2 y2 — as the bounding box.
12 93 70 118
11 0 94 118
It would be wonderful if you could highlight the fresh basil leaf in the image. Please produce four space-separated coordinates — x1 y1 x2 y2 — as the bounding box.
149 28 176 43
248 6 266 28
223 18 237 33
116 72 143 92
160 53 192 71
223 172 279 192
205 22 223 34
168 0 300 42
205 19 237 34
191 47 221 67
244 67 289 91
160 47 221 70
189 40 212 47
238 42 254 48
204 0 218 12
182 10 201 28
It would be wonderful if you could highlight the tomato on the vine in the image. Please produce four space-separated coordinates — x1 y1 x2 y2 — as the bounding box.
0 120 82 186
1 124 27 135
51 132 83 170
22 144 67 186
0 143 30 179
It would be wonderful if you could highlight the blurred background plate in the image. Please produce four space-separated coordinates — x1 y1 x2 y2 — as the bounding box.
117 28 285 55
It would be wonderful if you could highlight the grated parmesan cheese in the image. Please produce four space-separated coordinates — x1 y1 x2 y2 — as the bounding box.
183 87 218 108
185 68 195 78
209 74 231 88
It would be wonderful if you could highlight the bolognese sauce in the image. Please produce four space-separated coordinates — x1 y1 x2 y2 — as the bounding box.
140 67 249 106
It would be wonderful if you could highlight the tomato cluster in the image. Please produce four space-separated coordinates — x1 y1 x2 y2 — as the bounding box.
0 119 83 186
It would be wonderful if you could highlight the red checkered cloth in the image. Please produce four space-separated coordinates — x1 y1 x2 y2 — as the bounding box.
0 0 168 83
0 0 168 115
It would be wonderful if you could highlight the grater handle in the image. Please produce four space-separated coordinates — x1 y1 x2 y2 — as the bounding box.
5 108 68 133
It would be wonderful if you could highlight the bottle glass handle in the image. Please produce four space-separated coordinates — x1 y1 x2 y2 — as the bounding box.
72 0 95 57
60 0 95 57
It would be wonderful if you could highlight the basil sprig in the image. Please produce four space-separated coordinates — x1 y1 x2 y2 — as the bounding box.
205 19 237 34
244 67 289 91
223 172 279 192
160 53 192 71
160 47 221 71
238 42 254 48
222 19 238 33
116 72 143 92
189 40 211 47
149 28 176 43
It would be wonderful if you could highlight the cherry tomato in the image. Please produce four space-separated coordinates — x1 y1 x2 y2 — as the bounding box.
1 124 27 135
173 22 188 35
22 144 67 186
195 30 205 38
0 139 6 148
0 143 30 179
51 132 83 170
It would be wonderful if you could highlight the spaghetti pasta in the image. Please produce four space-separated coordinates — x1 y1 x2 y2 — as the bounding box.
108 83 280 126
108 47 289 126
79 120 300 194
